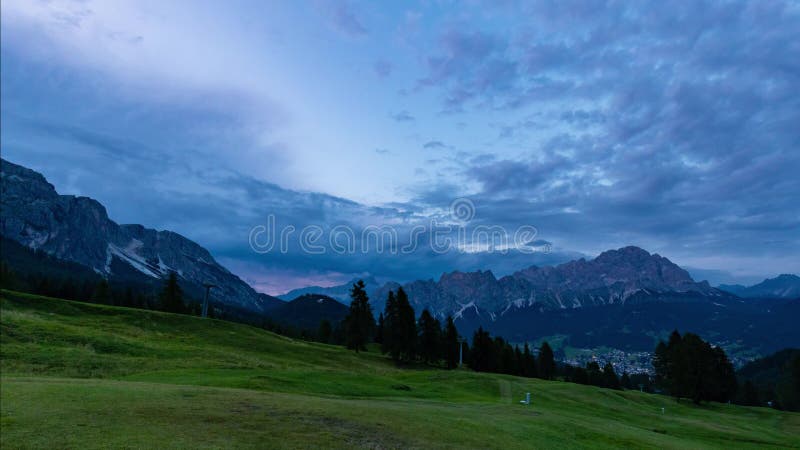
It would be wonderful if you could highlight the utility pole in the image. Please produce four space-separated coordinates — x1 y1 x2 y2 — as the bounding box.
202 284 217 318
459 337 465 368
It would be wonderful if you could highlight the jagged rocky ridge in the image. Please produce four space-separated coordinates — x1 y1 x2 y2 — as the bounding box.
309 246 730 321
0 158 276 312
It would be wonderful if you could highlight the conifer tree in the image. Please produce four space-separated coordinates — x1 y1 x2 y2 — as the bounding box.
317 319 332 344
381 291 398 357
602 362 621 390
159 272 184 313
620 372 632 390
92 279 112 305
375 313 385 345
522 343 537 378
443 315 460 369
538 341 556 380
344 280 375 352
417 309 441 363
469 327 492 372
395 287 417 361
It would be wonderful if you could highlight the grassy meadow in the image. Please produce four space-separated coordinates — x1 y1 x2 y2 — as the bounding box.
1 289 798 449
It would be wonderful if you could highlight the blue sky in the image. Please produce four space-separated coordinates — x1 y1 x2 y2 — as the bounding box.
2 0 799 293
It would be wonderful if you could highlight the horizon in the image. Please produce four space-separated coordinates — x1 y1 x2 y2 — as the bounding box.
3 0 799 293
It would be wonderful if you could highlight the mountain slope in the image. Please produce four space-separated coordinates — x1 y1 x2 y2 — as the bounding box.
0 158 274 312
278 276 381 303
720 274 800 299
268 294 349 330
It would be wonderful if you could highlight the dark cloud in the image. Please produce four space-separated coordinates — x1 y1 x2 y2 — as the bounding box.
404 0 800 274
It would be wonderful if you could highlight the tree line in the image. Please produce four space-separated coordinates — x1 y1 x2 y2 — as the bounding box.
653 330 737 404
1 259 211 317
731 348 800 411
339 279 641 390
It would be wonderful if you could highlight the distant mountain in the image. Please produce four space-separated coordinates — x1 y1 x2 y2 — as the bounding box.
258 293 286 310
278 276 381 303
719 274 800 299
268 294 348 331
0 158 279 313
281 248 799 355
364 246 727 320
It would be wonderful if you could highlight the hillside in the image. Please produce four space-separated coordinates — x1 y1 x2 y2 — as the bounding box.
269 293 348 331
1 290 798 449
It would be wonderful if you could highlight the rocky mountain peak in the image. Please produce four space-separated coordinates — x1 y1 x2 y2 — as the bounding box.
1 158 270 312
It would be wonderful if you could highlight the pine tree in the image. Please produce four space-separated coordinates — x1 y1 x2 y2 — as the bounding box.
91 279 112 305
653 340 670 391
344 280 375 352
443 315 460 369
499 341 515 375
710 345 737 402
522 343 537 378
0 261 17 290
538 341 556 380
586 361 603 386
572 367 589 385
395 287 417 362
159 272 184 313
666 330 687 400
513 345 523 376
602 362 621 390
740 380 760 406
381 291 397 357
469 327 492 372
123 287 135 308
375 313 385 345
417 309 441 364
620 372 632 390
318 319 332 343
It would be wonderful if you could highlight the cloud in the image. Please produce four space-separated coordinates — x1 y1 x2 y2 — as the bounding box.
3 0 798 289
391 111 415 122
400 1 800 279
317 1 368 37
423 140 446 149
373 60 393 78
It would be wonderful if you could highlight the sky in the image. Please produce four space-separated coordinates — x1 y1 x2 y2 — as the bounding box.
2 0 799 293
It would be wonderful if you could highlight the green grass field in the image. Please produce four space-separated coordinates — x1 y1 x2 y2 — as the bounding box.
2 289 798 449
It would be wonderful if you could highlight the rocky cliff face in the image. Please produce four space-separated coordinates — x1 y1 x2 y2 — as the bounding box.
365 246 726 320
1 158 273 312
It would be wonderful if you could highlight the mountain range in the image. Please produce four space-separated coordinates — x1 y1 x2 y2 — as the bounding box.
365 246 727 321
2 158 798 356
